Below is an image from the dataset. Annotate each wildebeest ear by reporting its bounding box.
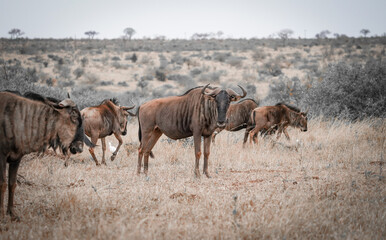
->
[58,99,76,108]
[67,92,71,99]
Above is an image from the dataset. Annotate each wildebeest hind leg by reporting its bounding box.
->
[110,133,123,162]
[7,160,21,221]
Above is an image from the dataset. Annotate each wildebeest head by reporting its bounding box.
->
[49,98,85,154]
[292,110,308,132]
[117,105,136,136]
[202,84,247,128]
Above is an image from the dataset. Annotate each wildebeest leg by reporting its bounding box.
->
[243,126,254,147]
[143,130,162,175]
[193,133,202,178]
[64,151,71,167]
[0,154,6,219]
[89,136,100,166]
[7,160,21,221]
[283,127,290,140]
[203,136,212,178]
[101,138,107,165]
[110,133,123,162]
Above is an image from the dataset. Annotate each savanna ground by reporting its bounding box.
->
[0,118,385,239]
[0,37,385,239]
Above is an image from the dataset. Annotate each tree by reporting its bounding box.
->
[123,27,136,40]
[315,30,331,39]
[360,29,370,37]
[8,28,24,39]
[216,31,224,39]
[277,29,293,46]
[84,31,98,39]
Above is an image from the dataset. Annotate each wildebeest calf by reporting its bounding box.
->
[80,98,135,166]
[249,103,308,144]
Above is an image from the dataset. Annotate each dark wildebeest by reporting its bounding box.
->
[137,84,247,178]
[0,91,87,221]
[211,98,259,145]
[22,91,94,159]
[249,103,308,144]
[80,98,135,166]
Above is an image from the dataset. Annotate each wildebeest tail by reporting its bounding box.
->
[137,106,154,158]
[251,110,256,125]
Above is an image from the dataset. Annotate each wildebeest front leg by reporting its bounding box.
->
[110,133,123,162]
[0,154,6,219]
[101,138,107,165]
[203,136,212,178]
[89,136,100,166]
[193,133,202,178]
[283,127,290,140]
[7,160,21,221]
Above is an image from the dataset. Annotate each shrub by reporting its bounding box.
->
[73,67,85,79]
[155,70,166,81]
[305,60,386,119]
[265,76,306,106]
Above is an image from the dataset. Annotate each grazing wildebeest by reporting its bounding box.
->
[80,98,135,166]
[249,103,308,144]
[0,91,87,220]
[211,98,259,145]
[137,84,247,177]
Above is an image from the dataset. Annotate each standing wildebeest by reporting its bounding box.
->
[80,98,135,166]
[0,91,87,220]
[211,98,259,144]
[249,103,308,144]
[137,84,247,178]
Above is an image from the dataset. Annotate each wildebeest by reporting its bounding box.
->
[0,91,87,220]
[249,103,308,144]
[137,84,246,178]
[211,98,259,145]
[80,98,135,166]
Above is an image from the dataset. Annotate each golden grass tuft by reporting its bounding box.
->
[0,118,385,239]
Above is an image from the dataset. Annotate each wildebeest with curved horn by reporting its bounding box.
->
[137,84,247,178]
[0,91,87,221]
[80,98,135,166]
[249,103,308,144]
[211,98,259,145]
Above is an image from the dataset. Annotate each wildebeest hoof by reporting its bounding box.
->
[204,173,212,178]
[110,155,116,161]
[102,161,107,165]
[7,210,20,222]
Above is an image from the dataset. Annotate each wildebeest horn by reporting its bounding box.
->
[58,99,76,108]
[201,83,211,94]
[67,92,71,99]
[238,85,247,98]
[122,105,135,110]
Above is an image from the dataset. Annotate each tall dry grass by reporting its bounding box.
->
[0,118,384,239]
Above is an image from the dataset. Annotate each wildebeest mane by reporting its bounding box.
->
[276,102,300,112]
[100,98,120,106]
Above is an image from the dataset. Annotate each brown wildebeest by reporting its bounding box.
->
[0,91,87,221]
[211,98,259,145]
[137,84,247,178]
[249,103,308,144]
[80,98,135,166]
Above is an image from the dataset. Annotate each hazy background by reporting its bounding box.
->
[1,0,385,39]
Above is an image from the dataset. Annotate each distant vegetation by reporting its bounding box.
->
[0,36,385,119]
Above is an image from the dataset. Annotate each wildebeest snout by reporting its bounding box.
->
[70,141,83,154]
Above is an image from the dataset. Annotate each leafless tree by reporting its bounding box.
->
[315,30,331,39]
[123,27,136,40]
[8,28,24,39]
[278,29,293,47]
[360,29,370,37]
[84,31,98,39]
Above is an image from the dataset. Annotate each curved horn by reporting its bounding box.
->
[122,105,135,110]
[201,83,211,94]
[238,85,247,98]
[58,99,76,108]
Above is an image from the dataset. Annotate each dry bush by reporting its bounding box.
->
[0,118,384,239]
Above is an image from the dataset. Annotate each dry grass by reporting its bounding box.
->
[0,118,385,239]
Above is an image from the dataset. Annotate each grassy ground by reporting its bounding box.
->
[0,118,384,239]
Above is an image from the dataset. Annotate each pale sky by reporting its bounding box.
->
[0,0,385,39]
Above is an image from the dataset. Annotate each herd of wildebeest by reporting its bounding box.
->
[0,84,308,221]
